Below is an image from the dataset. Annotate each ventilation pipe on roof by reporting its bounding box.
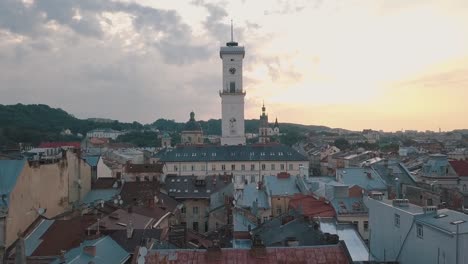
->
[83,246,96,257]
[395,177,401,199]
[126,220,134,239]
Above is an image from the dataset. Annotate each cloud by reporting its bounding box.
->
[263,0,320,15]
[0,0,223,123]
[191,0,246,42]
[0,0,211,64]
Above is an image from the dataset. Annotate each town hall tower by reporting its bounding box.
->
[220,22,246,145]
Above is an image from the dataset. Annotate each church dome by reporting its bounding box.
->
[183,111,202,131]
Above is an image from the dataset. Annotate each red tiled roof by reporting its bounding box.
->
[38,142,81,149]
[32,215,99,256]
[139,244,350,264]
[288,194,336,218]
[89,137,109,145]
[449,160,468,176]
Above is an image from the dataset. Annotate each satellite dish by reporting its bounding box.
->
[114,199,118,205]
[139,247,148,257]
[137,256,146,264]
[37,208,46,215]
[154,196,159,204]
[119,200,123,205]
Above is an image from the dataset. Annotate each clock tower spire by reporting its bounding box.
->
[219,21,246,145]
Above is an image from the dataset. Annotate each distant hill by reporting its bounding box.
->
[151,119,332,135]
[0,104,143,146]
[0,104,332,147]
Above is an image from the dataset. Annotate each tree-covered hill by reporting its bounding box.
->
[0,104,143,146]
[0,104,331,147]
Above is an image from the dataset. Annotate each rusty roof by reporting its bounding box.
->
[136,244,351,264]
[449,160,468,176]
[126,163,164,173]
[88,209,154,231]
[120,182,179,211]
[31,214,99,256]
[92,178,118,189]
[289,194,336,218]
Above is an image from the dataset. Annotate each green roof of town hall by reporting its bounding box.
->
[156,144,308,162]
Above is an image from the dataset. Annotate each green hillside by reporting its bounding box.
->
[0,104,331,147]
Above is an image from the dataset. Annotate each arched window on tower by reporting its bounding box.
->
[230,82,236,93]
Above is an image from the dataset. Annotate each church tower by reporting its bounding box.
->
[220,21,246,145]
[259,103,270,144]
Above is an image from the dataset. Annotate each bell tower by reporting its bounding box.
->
[220,21,246,145]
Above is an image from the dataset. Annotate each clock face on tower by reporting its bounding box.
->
[229,117,237,134]
[229,67,236,74]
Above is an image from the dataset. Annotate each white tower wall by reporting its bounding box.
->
[219,42,246,145]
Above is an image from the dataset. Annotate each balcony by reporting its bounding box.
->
[219,90,246,96]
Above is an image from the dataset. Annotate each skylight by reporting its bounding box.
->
[434,214,448,219]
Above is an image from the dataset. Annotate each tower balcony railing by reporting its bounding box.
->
[219,90,246,96]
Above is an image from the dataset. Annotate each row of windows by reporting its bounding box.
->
[173,151,293,157]
[395,213,424,239]
[172,163,300,172]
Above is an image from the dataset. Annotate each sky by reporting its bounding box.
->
[1,0,468,132]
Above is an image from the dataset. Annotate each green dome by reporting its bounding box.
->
[184,111,202,131]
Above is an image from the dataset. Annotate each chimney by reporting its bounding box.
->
[392,199,409,207]
[257,181,263,190]
[126,221,134,239]
[286,237,300,247]
[15,231,26,264]
[423,206,438,215]
[395,177,401,199]
[83,246,96,257]
[369,191,384,201]
[206,240,222,261]
[59,250,66,263]
[250,235,267,258]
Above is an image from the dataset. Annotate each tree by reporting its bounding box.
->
[334,138,350,150]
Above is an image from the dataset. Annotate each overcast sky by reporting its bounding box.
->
[1,0,468,131]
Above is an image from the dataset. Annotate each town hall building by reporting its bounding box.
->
[155,26,308,189]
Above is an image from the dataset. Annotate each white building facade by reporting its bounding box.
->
[86,128,124,140]
[365,196,468,264]
[156,145,308,189]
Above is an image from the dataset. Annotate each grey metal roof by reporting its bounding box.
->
[319,220,369,262]
[156,144,308,162]
[83,155,100,167]
[0,159,26,209]
[330,197,368,215]
[337,168,387,191]
[416,209,468,234]
[233,211,257,232]
[264,175,301,197]
[164,175,232,199]
[109,229,162,253]
[252,216,326,247]
[50,236,130,264]
[24,219,55,256]
[236,183,269,209]
[372,160,417,186]
[209,183,234,211]
[81,189,120,206]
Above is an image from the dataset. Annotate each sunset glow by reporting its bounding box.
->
[1,0,468,131]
